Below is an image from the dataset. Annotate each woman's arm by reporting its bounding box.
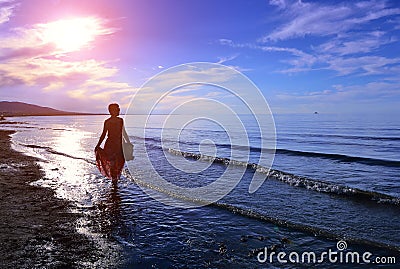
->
[95,121,107,149]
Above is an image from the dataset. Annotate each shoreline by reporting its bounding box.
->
[1,113,107,117]
[0,130,106,268]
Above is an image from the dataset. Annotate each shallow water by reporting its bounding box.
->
[2,114,399,268]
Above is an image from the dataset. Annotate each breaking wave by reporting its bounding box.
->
[166,148,400,206]
[134,135,400,167]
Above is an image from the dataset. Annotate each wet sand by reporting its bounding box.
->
[0,130,108,268]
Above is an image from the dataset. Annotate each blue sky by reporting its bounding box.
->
[0,0,399,114]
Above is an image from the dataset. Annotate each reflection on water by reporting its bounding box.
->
[54,128,86,156]
[74,184,124,268]
[4,115,400,268]
[28,128,100,207]
[97,184,123,235]
[12,125,125,267]
[3,117,127,266]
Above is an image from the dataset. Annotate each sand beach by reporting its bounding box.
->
[0,129,102,268]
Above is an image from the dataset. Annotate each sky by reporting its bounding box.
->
[0,0,399,114]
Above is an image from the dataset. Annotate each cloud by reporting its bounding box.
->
[275,80,400,103]
[217,54,238,64]
[220,32,400,76]
[393,17,400,29]
[274,49,400,76]
[67,79,137,102]
[0,58,117,86]
[215,54,251,71]
[43,81,65,92]
[0,16,115,56]
[218,1,400,77]
[68,87,135,102]
[0,16,117,82]
[218,1,400,113]
[146,64,240,91]
[0,3,14,25]
[0,15,137,109]
[218,38,234,46]
[316,31,397,56]
[0,44,58,61]
[218,40,318,72]
[124,63,266,115]
[259,45,317,67]
[263,0,400,42]
[326,55,400,76]
[269,0,286,10]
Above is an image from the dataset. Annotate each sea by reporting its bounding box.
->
[1,113,399,268]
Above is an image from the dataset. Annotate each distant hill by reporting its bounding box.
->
[0,101,89,116]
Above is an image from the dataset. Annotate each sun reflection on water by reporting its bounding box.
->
[29,128,108,208]
[6,117,126,267]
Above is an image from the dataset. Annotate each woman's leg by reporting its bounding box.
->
[109,160,119,183]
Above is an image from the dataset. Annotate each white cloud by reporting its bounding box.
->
[0,16,115,57]
[218,38,234,46]
[263,0,400,41]
[269,0,286,9]
[387,16,400,30]
[218,40,318,72]
[0,4,14,25]
[148,64,240,90]
[43,81,65,92]
[326,55,400,75]
[259,45,317,67]
[0,58,118,86]
[220,30,400,76]
[263,1,351,41]
[0,14,138,109]
[217,54,238,64]
[316,31,396,56]
[275,81,400,104]
[215,52,250,71]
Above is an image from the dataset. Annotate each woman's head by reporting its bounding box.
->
[108,103,120,116]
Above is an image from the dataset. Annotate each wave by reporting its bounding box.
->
[213,203,400,253]
[120,168,400,253]
[0,123,71,132]
[131,135,400,168]
[275,148,400,167]
[209,144,400,167]
[19,141,399,206]
[167,148,400,206]
[20,143,96,165]
[0,121,28,125]
[131,127,400,141]
[16,142,400,252]
[131,135,200,147]
[282,133,400,141]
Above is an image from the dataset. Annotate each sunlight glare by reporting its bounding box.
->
[40,17,106,53]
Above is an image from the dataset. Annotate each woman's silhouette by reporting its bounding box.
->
[95,103,131,183]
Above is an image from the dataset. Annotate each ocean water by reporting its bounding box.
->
[1,113,399,268]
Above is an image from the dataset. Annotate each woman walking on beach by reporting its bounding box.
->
[95,103,132,183]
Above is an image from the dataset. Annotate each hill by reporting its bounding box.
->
[0,101,86,116]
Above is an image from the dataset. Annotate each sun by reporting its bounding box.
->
[40,17,108,54]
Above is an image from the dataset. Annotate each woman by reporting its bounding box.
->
[95,103,132,183]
